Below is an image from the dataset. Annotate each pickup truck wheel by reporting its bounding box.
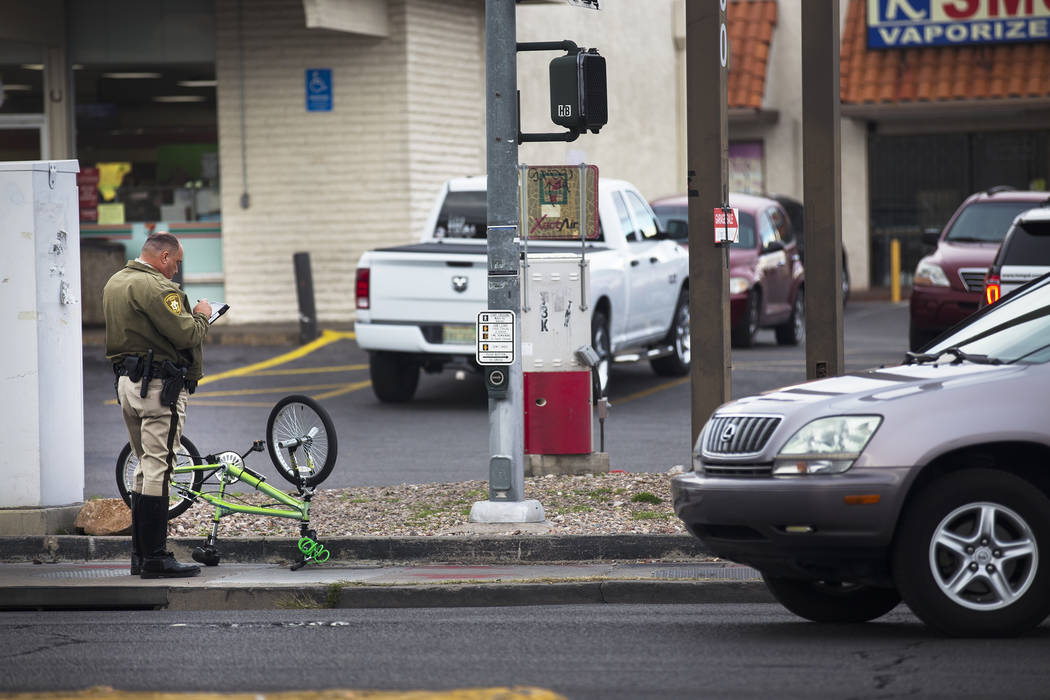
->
[369,352,420,403]
[731,289,760,348]
[892,469,1050,637]
[591,310,611,399]
[763,575,901,623]
[775,287,805,346]
[651,289,690,376]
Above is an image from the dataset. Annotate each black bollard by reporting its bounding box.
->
[294,252,318,344]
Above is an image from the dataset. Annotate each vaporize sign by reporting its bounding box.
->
[523,165,600,240]
[867,0,1050,48]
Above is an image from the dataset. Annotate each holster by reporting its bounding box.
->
[113,355,146,404]
[140,349,154,399]
[159,360,188,407]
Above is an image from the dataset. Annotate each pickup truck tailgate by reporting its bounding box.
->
[366,243,487,323]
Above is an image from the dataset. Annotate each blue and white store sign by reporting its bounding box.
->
[867,0,1050,48]
[305,69,332,112]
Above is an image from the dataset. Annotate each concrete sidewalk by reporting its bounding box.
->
[0,534,769,611]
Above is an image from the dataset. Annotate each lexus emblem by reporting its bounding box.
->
[452,275,468,293]
[720,424,737,442]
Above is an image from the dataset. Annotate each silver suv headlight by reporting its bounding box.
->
[773,416,882,475]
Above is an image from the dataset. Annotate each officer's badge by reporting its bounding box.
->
[164,292,182,315]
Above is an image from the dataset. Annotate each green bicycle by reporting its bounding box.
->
[115,394,338,571]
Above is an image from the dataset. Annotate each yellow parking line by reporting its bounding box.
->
[246,364,367,376]
[613,376,690,405]
[311,379,372,400]
[191,383,352,398]
[198,329,356,386]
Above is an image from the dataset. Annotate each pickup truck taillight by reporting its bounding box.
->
[985,274,1001,305]
[355,267,370,309]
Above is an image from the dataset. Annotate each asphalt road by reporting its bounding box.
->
[83,301,911,498]
[3,604,1049,698]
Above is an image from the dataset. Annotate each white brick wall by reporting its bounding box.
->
[216,0,483,323]
[404,0,485,238]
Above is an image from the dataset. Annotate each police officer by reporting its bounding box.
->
[103,233,211,578]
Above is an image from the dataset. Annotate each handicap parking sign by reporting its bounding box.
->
[306,69,332,112]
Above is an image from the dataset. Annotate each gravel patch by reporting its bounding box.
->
[169,470,689,539]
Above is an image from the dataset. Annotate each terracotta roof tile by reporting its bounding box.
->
[840,0,1050,105]
[726,0,777,110]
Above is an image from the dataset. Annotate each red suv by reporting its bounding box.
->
[909,187,1050,350]
[650,192,805,347]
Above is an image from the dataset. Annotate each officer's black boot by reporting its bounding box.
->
[139,495,200,578]
[129,492,142,575]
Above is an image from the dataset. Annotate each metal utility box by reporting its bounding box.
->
[521,253,592,454]
[0,160,84,509]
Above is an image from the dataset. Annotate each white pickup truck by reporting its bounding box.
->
[353,175,690,402]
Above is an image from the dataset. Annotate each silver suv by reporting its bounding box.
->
[673,274,1050,636]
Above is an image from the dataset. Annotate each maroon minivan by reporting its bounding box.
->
[909,187,1050,351]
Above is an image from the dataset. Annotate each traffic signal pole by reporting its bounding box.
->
[470,0,544,523]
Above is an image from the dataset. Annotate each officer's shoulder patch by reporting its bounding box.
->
[163,292,182,315]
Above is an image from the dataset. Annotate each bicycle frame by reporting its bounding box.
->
[172,459,312,523]
[169,445,327,568]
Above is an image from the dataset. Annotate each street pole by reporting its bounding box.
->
[686,0,731,445]
[801,1,844,380]
[470,0,544,524]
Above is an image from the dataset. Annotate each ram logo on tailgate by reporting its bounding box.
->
[451,275,468,293]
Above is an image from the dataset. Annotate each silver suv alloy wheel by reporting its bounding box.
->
[929,501,1038,611]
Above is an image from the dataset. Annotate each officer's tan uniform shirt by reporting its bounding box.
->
[102,260,209,380]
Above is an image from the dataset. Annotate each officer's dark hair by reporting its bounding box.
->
[141,232,180,256]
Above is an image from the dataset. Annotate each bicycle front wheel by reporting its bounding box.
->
[115,435,205,520]
[266,394,338,487]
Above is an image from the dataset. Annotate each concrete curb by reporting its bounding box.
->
[0,534,712,564]
[3,581,772,611]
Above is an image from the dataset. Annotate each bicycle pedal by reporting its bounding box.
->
[192,546,221,566]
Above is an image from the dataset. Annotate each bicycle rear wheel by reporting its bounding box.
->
[115,435,205,520]
[266,394,338,487]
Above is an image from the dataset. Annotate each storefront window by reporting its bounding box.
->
[869,129,1050,288]
[74,65,218,224]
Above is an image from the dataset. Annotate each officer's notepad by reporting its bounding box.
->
[204,302,230,324]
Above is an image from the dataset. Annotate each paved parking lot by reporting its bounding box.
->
[83,301,911,497]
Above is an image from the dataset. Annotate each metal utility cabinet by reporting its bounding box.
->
[521,253,592,454]
[0,160,84,511]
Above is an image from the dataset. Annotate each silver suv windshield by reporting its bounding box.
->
[924,274,1050,364]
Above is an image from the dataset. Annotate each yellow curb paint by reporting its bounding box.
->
[0,686,567,699]
[199,330,356,386]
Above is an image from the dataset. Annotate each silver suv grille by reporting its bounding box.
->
[702,463,773,477]
[958,268,988,293]
[703,415,781,456]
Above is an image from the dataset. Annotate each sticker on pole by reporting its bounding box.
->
[714,207,739,243]
[476,310,516,365]
[523,165,599,240]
